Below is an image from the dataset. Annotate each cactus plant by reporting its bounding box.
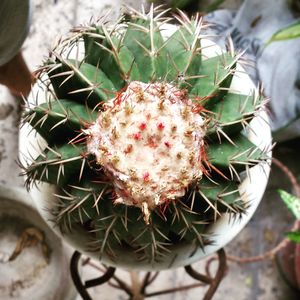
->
[21,6,270,268]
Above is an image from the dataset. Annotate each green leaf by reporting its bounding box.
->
[278,190,300,220]
[267,21,300,45]
[94,215,123,259]
[165,20,202,85]
[123,17,169,82]
[25,143,87,187]
[206,133,266,174]
[24,99,97,145]
[86,27,141,83]
[168,202,208,246]
[190,54,236,109]
[84,26,105,65]
[286,231,300,243]
[55,189,96,228]
[207,92,263,137]
[92,203,169,262]
[117,44,141,81]
[48,58,116,109]
[83,27,126,89]
[199,179,241,204]
[196,179,247,215]
[56,179,111,228]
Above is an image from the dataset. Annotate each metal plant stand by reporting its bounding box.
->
[70,249,227,300]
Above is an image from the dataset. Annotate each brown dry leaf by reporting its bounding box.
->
[8,227,51,263]
[263,228,275,244]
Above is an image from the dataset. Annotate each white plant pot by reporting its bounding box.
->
[0,186,77,300]
[19,27,272,271]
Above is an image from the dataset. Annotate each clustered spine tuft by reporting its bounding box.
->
[85,81,206,223]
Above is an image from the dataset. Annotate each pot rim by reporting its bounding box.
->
[0,185,77,299]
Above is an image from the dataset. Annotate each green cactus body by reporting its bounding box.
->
[21,7,269,267]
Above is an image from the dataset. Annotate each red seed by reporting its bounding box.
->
[164,141,171,148]
[133,132,142,140]
[143,172,150,182]
[157,122,165,130]
[124,144,133,154]
[139,122,147,131]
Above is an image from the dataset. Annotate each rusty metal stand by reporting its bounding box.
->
[70,249,227,300]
